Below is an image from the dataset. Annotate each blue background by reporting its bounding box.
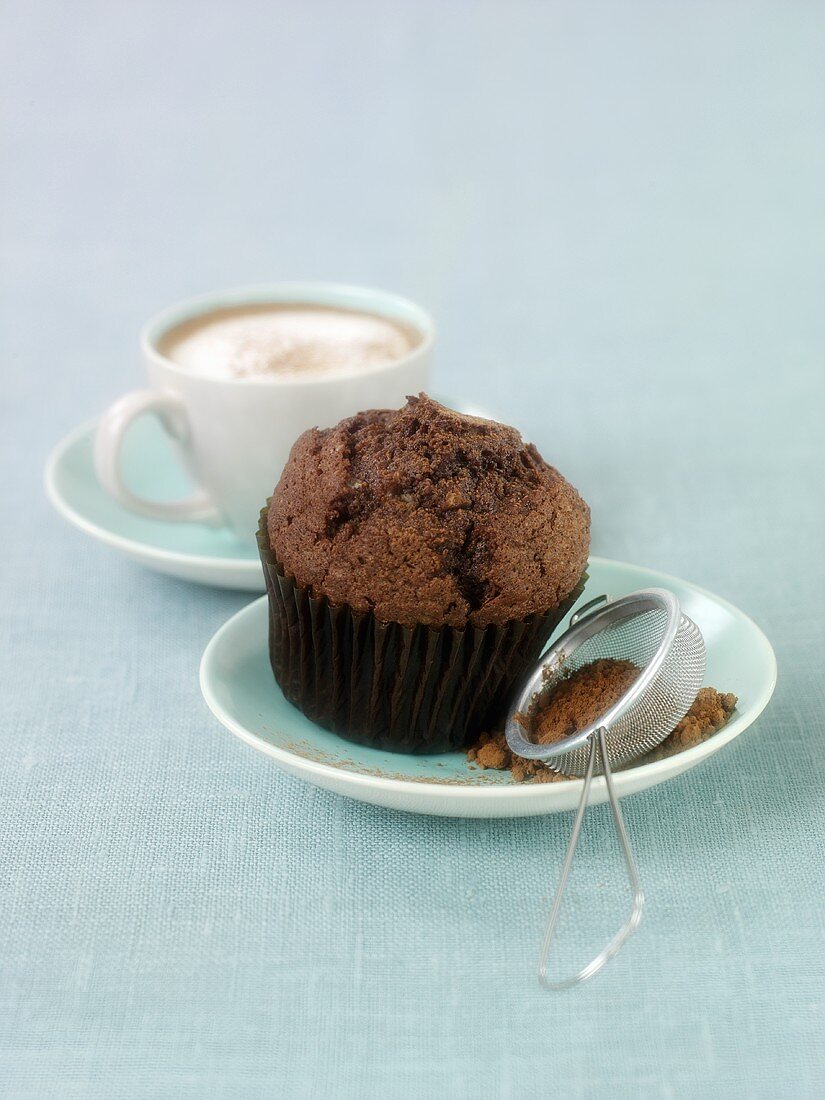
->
[2,2,824,1096]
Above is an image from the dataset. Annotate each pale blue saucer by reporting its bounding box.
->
[200,559,777,817]
[45,417,263,589]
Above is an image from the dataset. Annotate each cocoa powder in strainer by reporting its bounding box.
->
[467,657,736,782]
[531,657,640,746]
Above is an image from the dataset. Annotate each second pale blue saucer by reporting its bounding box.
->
[46,417,264,590]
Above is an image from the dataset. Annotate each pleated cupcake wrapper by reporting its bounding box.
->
[257,505,587,754]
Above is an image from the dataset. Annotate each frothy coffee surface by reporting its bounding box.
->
[157,304,421,379]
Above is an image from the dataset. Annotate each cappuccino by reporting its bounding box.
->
[157,303,421,380]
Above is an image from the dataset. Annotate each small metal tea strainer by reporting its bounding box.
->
[505,588,706,990]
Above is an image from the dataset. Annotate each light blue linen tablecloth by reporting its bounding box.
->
[2,2,823,1096]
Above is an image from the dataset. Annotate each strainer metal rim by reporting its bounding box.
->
[505,587,680,762]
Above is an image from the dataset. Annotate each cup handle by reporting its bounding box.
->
[93,390,221,523]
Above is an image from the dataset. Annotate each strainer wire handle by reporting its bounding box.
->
[538,727,645,990]
[569,593,610,627]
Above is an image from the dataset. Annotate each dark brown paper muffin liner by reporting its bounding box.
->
[257,505,587,754]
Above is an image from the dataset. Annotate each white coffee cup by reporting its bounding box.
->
[94,283,434,544]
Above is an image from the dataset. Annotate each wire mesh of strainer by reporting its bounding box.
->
[506,588,706,775]
[505,588,706,990]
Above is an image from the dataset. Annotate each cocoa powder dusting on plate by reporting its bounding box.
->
[466,657,737,782]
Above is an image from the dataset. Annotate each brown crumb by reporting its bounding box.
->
[643,687,737,762]
[467,729,568,783]
[467,731,511,771]
[466,660,737,782]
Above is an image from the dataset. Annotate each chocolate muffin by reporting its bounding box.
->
[258,395,590,753]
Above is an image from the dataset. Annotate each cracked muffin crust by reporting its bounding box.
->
[267,394,590,629]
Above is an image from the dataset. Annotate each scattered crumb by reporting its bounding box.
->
[643,687,737,762]
[467,730,568,783]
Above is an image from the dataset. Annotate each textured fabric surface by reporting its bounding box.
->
[2,2,824,1097]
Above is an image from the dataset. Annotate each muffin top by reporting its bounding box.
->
[267,394,590,629]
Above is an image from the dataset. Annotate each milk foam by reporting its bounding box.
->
[158,305,419,379]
